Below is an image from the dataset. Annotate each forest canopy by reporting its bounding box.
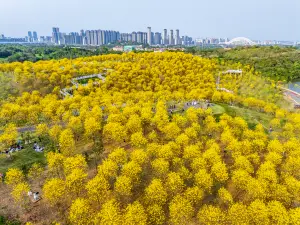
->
[190,46,300,82]
[0,52,300,225]
[0,44,112,63]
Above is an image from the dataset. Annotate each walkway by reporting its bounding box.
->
[279,86,300,106]
[60,73,106,98]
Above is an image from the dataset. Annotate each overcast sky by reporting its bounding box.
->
[0,0,299,41]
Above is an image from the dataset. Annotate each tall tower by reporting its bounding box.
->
[85,30,91,45]
[154,32,162,45]
[97,30,103,46]
[93,30,98,45]
[137,32,142,43]
[28,31,33,42]
[132,32,137,43]
[143,32,148,44]
[33,31,38,42]
[147,27,152,46]
[169,29,174,45]
[52,27,60,44]
[102,30,107,45]
[175,29,180,45]
[163,29,168,45]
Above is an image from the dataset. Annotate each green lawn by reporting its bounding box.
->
[0,147,46,174]
[211,104,226,115]
[212,103,273,129]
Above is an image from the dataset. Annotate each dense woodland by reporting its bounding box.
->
[0,52,300,224]
[1,45,300,82]
[188,46,300,82]
[0,45,114,63]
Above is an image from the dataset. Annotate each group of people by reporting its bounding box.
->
[5,143,24,154]
[0,141,44,156]
[28,191,41,202]
[186,101,199,106]
[33,142,44,152]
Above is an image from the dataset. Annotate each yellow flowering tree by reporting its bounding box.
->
[94,199,122,225]
[43,178,66,206]
[5,168,25,187]
[123,201,147,225]
[69,198,92,225]
[86,175,110,204]
[169,195,194,225]
[59,128,75,156]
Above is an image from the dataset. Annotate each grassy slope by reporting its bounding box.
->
[0,147,45,174]
[212,103,273,129]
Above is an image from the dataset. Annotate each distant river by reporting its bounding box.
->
[288,79,300,93]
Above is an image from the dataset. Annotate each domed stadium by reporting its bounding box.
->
[227,37,256,46]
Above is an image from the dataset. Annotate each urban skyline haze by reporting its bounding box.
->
[1,0,299,41]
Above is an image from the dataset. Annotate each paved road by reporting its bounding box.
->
[0,122,65,134]
[17,126,36,133]
[0,125,36,135]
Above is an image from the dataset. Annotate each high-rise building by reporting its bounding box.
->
[97,30,103,46]
[28,31,33,42]
[163,29,168,45]
[93,30,98,45]
[181,36,194,46]
[101,30,107,45]
[137,32,143,43]
[154,32,162,45]
[143,32,148,44]
[91,30,95,45]
[132,32,137,43]
[65,32,76,45]
[128,34,132,42]
[121,33,132,42]
[52,27,60,44]
[175,29,180,45]
[80,30,85,37]
[181,36,186,45]
[107,30,110,44]
[74,33,83,45]
[59,33,66,45]
[85,30,91,45]
[83,29,119,46]
[117,32,121,42]
[33,31,38,42]
[169,30,175,45]
[64,34,72,45]
[40,36,45,43]
[80,30,86,45]
[147,27,152,45]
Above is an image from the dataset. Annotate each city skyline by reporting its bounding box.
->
[47,27,193,46]
[1,26,297,47]
[0,0,299,41]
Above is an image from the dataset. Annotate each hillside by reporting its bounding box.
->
[192,46,300,82]
[0,52,300,225]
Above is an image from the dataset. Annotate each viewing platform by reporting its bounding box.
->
[60,73,107,98]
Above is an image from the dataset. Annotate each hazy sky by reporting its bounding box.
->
[0,0,299,41]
